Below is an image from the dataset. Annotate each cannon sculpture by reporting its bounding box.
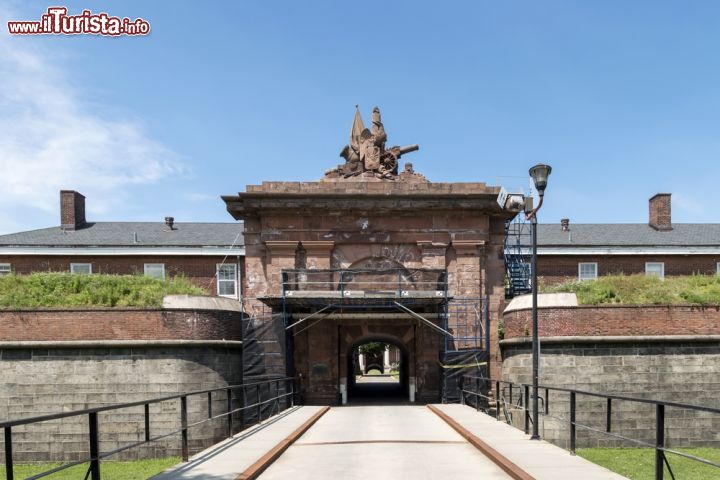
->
[327,106,419,179]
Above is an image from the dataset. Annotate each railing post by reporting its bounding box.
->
[460,376,465,405]
[290,378,295,407]
[275,380,280,414]
[144,404,150,442]
[509,384,513,404]
[495,381,500,421]
[226,388,233,438]
[606,398,612,433]
[397,269,402,297]
[569,392,576,454]
[5,427,13,480]
[88,412,100,480]
[476,377,481,412]
[208,391,213,419]
[656,404,665,480]
[257,384,262,424]
[180,396,188,462]
[545,388,550,415]
[524,384,530,435]
[340,271,345,299]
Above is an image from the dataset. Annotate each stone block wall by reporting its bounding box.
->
[501,340,720,449]
[0,344,243,462]
[500,304,720,449]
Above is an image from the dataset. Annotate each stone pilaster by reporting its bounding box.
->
[416,241,448,269]
[450,240,485,298]
[265,241,299,295]
[302,241,335,269]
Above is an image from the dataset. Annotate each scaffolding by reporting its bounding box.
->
[241,268,489,404]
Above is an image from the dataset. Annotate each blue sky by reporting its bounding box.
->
[2,1,720,234]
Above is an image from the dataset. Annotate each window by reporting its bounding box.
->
[217,264,237,298]
[70,263,92,275]
[645,262,664,279]
[578,262,598,281]
[144,263,165,280]
[0,264,10,275]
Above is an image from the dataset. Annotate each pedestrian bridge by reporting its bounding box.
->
[152,404,625,480]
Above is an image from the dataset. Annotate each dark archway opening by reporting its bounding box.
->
[347,335,409,405]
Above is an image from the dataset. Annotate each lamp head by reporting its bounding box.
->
[529,164,552,195]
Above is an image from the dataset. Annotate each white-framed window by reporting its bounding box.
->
[578,262,598,281]
[645,262,664,279]
[144,263,165,280]
[70,263,92,275]
[217,264,237,298]
[0,263,11,275]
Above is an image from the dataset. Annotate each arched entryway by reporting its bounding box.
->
[345,334,411,405]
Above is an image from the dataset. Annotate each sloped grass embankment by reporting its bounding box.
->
[0,273,205,308]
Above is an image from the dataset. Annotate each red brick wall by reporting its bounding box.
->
[0,308,242,341]
[0,255,244,295]
[503,305,720,339]
[539,255,720,285]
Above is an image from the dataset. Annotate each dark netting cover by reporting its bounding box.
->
[440,350,489,405]
[241,311,289,424]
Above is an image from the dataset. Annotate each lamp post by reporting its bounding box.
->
[526,163,551,440]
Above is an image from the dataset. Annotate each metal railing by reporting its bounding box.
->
[1,377,296,480]
[281,268,447,299]
[459,375,720,480]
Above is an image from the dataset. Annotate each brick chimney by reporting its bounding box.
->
[561,218,570,231]
[60,190,86,231]
[649,193,672,231]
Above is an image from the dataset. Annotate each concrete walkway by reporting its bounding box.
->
[258,406,511,479]
[431,404,628,480]
[151,406,325,480]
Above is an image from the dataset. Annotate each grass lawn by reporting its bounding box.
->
[0,272,205,308]
[577,447,720,479]
[0,457,180,479]
[543,273,720,305]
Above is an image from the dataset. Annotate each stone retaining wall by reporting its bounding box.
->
[0,302,243,463]
[500,304,720,449]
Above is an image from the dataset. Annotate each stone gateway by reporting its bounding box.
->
[223,107,522,404]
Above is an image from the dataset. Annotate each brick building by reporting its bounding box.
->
[0,190,244,298]
[534,193,720,285]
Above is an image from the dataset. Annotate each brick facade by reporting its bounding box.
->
[0,255,242,295]
[503,304,720,339]
[0,308,242,342]
[538,254,720,285]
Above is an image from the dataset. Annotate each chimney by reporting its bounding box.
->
[561,218,570,231]
[60,190,86,231]
[164,217,175,231]
[649,193,672,231]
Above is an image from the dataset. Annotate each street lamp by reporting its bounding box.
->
[526,163,551,440]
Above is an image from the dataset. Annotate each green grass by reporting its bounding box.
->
[578,447,720,479]
[366,368,383,375]
[0,272,206,308]
[0,457,180,479]
[543,274,720,305]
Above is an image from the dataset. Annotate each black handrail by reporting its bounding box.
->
[459,375,720,480]
[2,377,296,480]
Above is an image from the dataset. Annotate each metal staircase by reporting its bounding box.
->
[504,214,532,298]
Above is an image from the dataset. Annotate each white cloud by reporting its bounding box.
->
[0,12,185,229]
[672,192,706,219]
